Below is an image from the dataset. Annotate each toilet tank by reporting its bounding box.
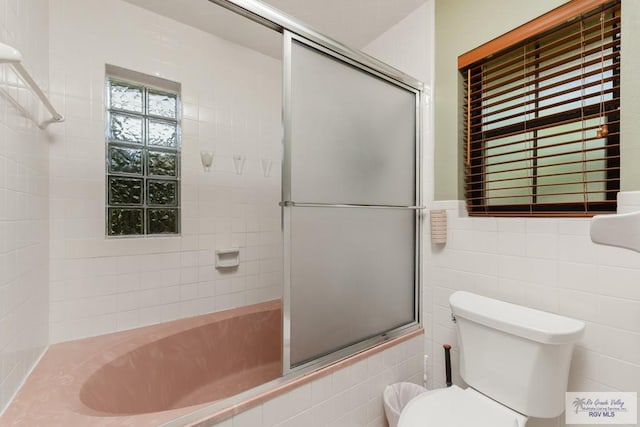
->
[450,291,585,418]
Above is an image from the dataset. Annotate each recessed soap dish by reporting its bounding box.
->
[215,248,240,269]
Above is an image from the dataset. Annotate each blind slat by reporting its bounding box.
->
[466,110,618,145]
[465,155,620,179]
[471,66,619,118]
[476,84,618,131]
[471,51,620,109]
[473,23,620,88]
[466,166,620,186]
[468,99,620,139]
[468,119,621,155]
[462,1,621,217]
[468,134,620,164]
[468,177,620,194]
[471,144,619,171]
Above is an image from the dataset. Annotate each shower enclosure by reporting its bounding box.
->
[282,32,423,371]
[208,0,425,374]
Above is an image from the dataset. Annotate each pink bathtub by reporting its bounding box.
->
[1,300,282,426]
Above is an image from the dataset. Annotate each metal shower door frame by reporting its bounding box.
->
[282,31,423,375]
[205,0,424,377]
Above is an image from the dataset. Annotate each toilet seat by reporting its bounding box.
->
[398,385,527,427]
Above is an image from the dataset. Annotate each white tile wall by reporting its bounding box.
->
[48,0,283,342]
[424,197,640,426]
[214,336,424,427]
[0,0,50,413]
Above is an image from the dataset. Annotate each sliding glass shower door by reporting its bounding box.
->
[283,32,422,370]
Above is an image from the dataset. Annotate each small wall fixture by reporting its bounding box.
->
[591,210,640,253]
[261,158,273,177]
[430,209,447,244]
[215,248,240,269]
[0,42,64,128]
[200,151,214,172]
[233,154,246,175]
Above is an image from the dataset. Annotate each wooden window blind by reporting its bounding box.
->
[460,0,621,217]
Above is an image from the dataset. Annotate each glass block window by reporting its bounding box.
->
[106,78,180,236]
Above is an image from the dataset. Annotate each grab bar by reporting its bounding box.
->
[279,201,426,210]
[0,42,64,128]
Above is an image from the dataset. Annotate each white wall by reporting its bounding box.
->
[363,2,431,85]
[48,0,282,343]
[425,196,640,426]
[0,0,50,412]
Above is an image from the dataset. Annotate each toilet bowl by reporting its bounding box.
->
[399,291,585,427]
[399,386,527,427]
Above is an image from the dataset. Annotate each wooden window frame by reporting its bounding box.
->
[460,0,621,217]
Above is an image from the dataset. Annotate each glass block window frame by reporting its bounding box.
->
[106,78,181,236]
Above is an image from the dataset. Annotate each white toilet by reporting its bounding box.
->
[399,291,585,427]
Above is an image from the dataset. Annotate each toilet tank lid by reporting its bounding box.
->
[450,291,585,344]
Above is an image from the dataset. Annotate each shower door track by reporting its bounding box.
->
[206,0,423,92]
[280,201,426,210]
